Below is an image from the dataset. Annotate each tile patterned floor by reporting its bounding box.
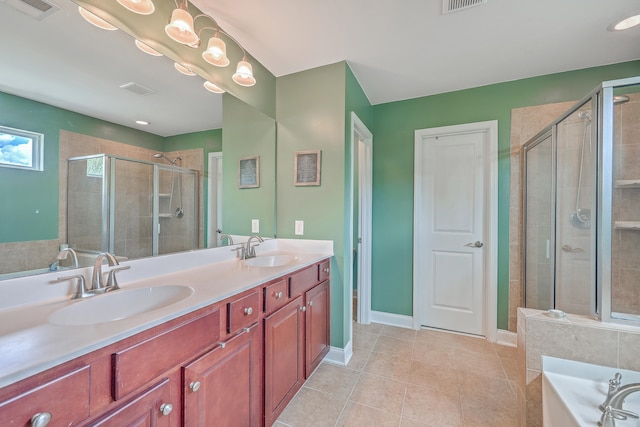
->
[274,322,520,427]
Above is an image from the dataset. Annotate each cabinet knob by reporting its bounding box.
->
[31,413,52,427]
[275,291,283,299]
[300,306,306,312]
[244,307,253,315]
[323,267,329,273]
[160,403,173,416]
[308,301,313,307]
[189,381,201,392]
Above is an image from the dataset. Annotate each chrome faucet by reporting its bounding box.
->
[244,235,264,259]
[218,233,234,246]
[91,252,129,292]
[57,247,79,269]
[598,381,640,426]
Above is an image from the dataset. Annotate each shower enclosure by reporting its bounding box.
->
[522,76,640,324]
[66,154,198,261]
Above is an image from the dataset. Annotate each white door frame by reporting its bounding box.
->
[207,152,223,248]
[349,112,373,325]
[413,120,498,342]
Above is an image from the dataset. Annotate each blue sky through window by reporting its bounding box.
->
[0,132,33,167]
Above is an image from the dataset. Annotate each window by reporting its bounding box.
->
[0,125,43,171]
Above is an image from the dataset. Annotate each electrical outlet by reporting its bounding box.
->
[251,219,259,233]
[295,220,304,236]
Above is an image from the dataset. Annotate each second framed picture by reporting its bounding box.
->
[294,150,321,186]
[238,156,260,188]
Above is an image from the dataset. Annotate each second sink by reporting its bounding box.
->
[245,255,297,268]
[49,285,194,326]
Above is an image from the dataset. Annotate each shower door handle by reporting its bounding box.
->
[465,241,484,248]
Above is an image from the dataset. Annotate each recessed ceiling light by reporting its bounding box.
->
[174,63,196,76]
[78,7,117,31]
[608,12,640,31]
[204,81,225,94]
[136,120,150,125]
[135,39,162,57]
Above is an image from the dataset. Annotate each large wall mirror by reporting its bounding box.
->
[0,0,276,280]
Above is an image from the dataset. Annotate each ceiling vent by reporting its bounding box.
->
[443,0,487,14]
[1,0,59,20]
[120,82,156,96]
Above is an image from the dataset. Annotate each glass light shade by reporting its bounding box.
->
[117,0,155,15]
[232,60,256,87]
[202,36,230,67]
[204,81,225,93]
[174,63,196,76]
[165,8,198,45]
[613,14,640,30]
[78,7,118,31]
[135,39,162,56]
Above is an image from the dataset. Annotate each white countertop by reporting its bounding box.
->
[0,238,333,389]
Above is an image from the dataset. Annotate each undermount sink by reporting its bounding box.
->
[245,255,297,268]
[49,285,194,326]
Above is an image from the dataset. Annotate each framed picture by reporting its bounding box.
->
[238,156,260,188]
[294,150,321,186]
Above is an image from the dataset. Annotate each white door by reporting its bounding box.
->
[207,152,223,248]
[416,131,486,335]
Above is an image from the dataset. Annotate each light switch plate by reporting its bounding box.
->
[252,219,259,233]
[295,220,304,236]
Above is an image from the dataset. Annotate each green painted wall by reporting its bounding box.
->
[0,91,164,243]
[222,94,277,237]
[370,60,640,330]
[276,62,349,347]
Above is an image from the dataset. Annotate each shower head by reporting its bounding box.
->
[614,95,630,105]
[152,153,182,165]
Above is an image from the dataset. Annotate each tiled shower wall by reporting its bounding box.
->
[0,130,204,274]
[612,93,640,315]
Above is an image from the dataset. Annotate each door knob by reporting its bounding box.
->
[465,241,484,248]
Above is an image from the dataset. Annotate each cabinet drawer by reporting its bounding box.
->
[289,265,318,297]
[264,279,288,314]
[0,365,90,426]
[228,291,259,334]
[112,308,220,400]
[318,259,330,282]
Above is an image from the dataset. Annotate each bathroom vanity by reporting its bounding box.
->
[0,239,332,427]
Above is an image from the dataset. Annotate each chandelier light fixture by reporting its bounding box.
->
[77,0,257,91]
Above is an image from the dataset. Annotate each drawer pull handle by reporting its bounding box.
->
[244,307,253,315]
[300,306,306,312]
[31,413,52,427]
[160,403,173,416]
[275,291,283,299]
[220,341,227,349]
[190,381,201,392]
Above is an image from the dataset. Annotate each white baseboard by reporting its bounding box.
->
[496,329,517,347]
[370,310,414,329]
[323,340,352,367]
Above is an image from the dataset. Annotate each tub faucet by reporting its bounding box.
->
[598,382,640,426]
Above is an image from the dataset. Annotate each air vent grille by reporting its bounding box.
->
[120,82,156,96]
[443,0,487,14]
[1,0,59,19]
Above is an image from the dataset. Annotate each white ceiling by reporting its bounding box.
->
[192,0,640,104]
[0,0,638,138]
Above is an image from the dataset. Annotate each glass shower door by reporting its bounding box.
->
[523,132,554,310]
[156,166,198,255]
[554,100,596,315]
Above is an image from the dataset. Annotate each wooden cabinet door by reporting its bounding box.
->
[183,323,261,427]
[305,280,330,378]
[90,378,172,427]
[264,296,304,427]
[0,365,90,427]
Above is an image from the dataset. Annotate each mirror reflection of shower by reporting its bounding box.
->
[571,110,592,229]
[153,153,185,219]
